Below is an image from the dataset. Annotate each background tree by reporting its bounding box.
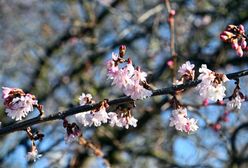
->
[0,0,248,167]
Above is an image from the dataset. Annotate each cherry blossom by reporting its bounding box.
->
[169,107,198,133]
[108,112,138,129]
[226,94,245,112]
[185,118,199,133]
[79,93,93,105]
[90,108,109,127]
[2,87,38,121]
[196,65,229,102]
[178,61,195,80]
[106,49,152,100]
[75,111,93,127]
[76,94,109,127]
[76,108,109,127]
[123,83,152,100]
[118,115,138,129]
[108,112,122,127]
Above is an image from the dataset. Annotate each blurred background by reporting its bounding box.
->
[0,0,248,167]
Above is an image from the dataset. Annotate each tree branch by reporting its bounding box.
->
[0,69,248,136]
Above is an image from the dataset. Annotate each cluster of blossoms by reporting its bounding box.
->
[175,61,195,85]
[220,24,248,57]
[2,87,38,121]
[2,87,44,162]
[75,93,109,127]
[106,45,152,100]
[169,106,198,133]
[75,93,137,129]
[196,64,229,102]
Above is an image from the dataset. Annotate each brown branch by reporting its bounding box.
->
[165,0,177,83]
[0,69,248,136]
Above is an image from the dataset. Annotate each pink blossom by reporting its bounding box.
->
[108,112,138,129]
[133,67,147,82]
[106,60,119,79]
[167,60,174,68]
[75,108,109,127]
[198,64,215,82]
[106,50,152,100]
[196,65,229,101]
[236,45,243,57]
[185,118,199,133]
[91,108,109,127]
[2,87,38,121]
[118,115,138,129]
[108,112,122,127]
[178,61,195,77]
[241,38,247,49]
[112,52,119,61]
[124,83,152,100]
[75,111,93,127]
[111,69,132,89]
[226,95,245,112]
[239,24,245,33]
[169,107,198,133]
[2,87,12,99]
[79,93,93,105]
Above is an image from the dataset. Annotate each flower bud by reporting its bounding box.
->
[203,99,209,106]
[239,24,245,34]
[213,123,221,131]
[220,34,228,41]
[231,39,238,50]
[227,24,236,31]
[236,46,243,57]
[119,45,126,57]
[223,31,234,38]
[241,38,247,49]
[169,10,176,16]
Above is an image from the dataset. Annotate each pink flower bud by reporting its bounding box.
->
[167,60,174,69]
[241,38,247,49]
[203,99,209,106]
[231,39,238,50]
[223,31,234,38]
[169,10,176,16]
[239,24,245,34]
[217,100,225,105]
[220,34,229,41]
[213,123,221,131]
[227,24,236,31]
[236,45,243,57]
